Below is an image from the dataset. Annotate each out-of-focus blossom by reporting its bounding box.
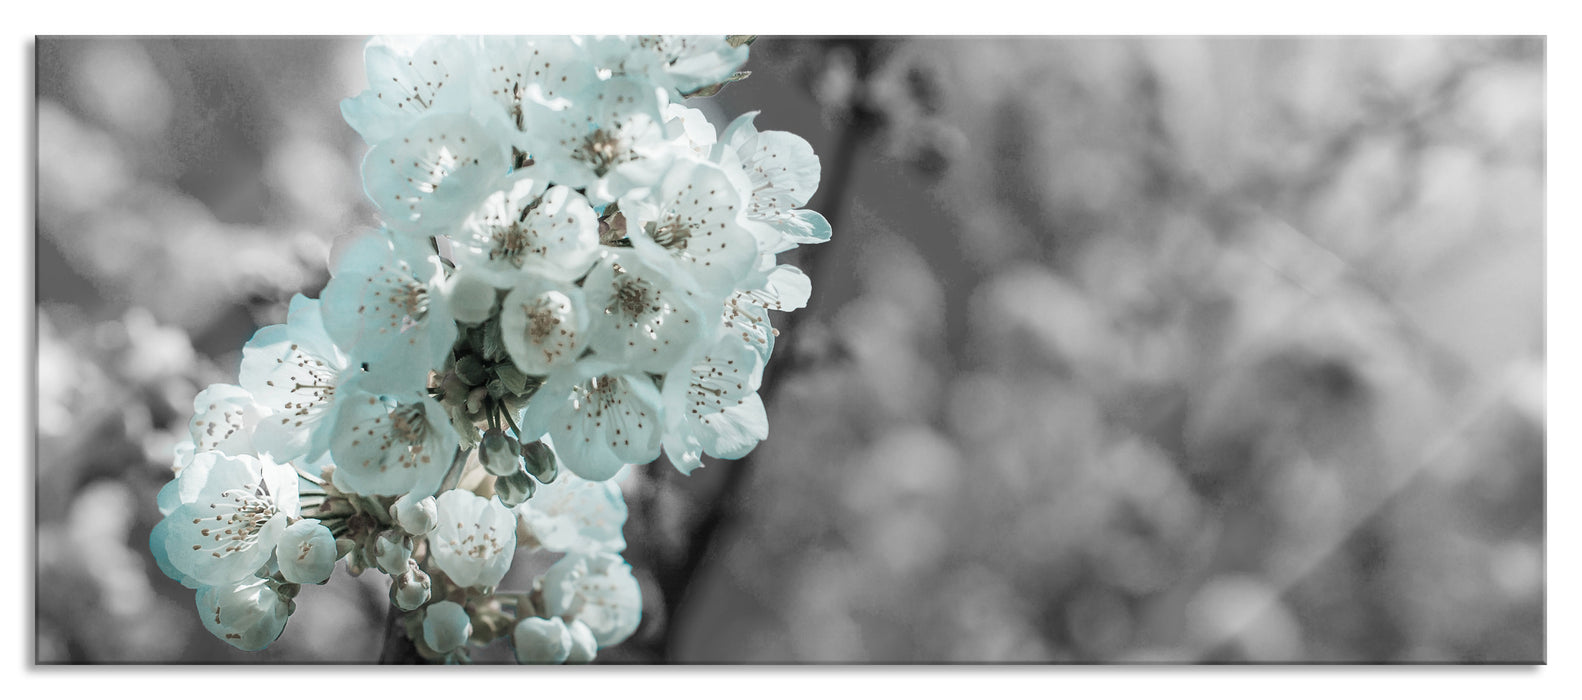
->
[541,552,642,648]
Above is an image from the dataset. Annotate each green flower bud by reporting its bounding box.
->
[494,469,537,507]
[465,387,488,416]
[479,428,523,477]
[521,440,559,484]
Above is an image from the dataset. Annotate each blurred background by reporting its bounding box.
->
[34,36,1544,664]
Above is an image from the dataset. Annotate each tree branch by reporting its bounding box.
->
[653,38,889,661]
[377,602,427,664]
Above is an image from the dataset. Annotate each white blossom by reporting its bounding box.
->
[429,489,517,589]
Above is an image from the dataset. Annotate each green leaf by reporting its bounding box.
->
[494,362,531,396]
[455,354,488,386]
[481,316,508,362]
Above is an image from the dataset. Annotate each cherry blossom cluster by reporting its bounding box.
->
[149,35,827,663]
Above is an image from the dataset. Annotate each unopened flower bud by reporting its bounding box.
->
[480,428,523,477]
[374,530,414,575]
[278,519,337,585]
[466,387,489,416]
[494,469,537,507]
[564,619,598,664]
[513,616,572,664]
[445,269,498,324]
[423,600,473,654]
[391,493,438,536]
[391,561,431,611]
[521,440,559,484]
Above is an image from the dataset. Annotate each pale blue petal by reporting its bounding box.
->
[277,519,337,585]
[775,209,832,246]
[197,577,289,651]
[695,391,767,460]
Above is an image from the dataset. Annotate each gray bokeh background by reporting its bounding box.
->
[34,36,1544,663]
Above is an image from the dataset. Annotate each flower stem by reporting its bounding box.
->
[437,446,473,495]
[500,404,522,438]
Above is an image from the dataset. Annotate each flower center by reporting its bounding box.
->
[739,148,794,219]
[610,275,655,320]
[445,524,508,562]
[647,216,692,252]
[636,35,688,64]
[569,374,628,420]
[390,403,431,446]
[194,481,278,557]
[412,146,462,194]
[525,297,565,344]
[572,127,635,177]
[383,58,447,113]
[390,278,430,326]
[722,294,776,351]
[490,221,533,267]
[274,344,338,427]
[487,194,550,267]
